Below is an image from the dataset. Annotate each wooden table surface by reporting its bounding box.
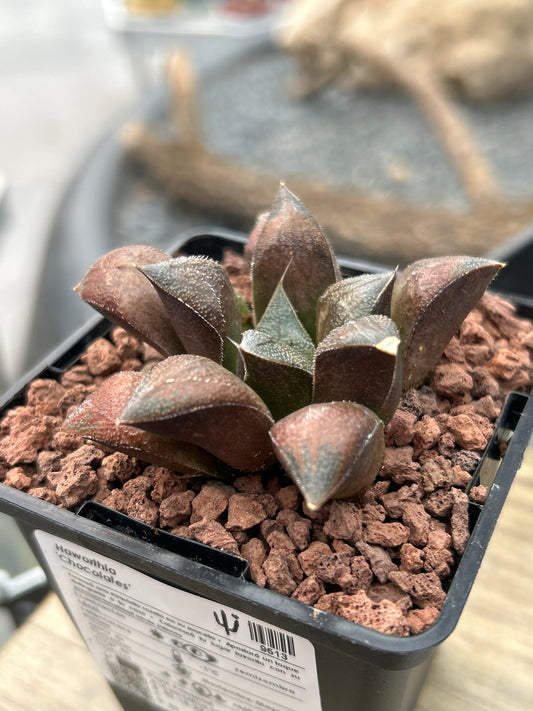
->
[1,448,532,711]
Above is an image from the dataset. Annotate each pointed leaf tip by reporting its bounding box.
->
[313,315,402,423]
[238,329,313,419]
[75,245,183,357]
[391,256,503,390]
[270,402,384,510]
[62,370,221,477]
[120,355,275,472]
[239,276,315,419]
[138,256,241,369]
[316,270,397,342]
[252,184,339,340]
[256,275,315,365]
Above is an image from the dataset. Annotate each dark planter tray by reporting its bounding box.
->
[489,219,533,300]
[1,232,533,711]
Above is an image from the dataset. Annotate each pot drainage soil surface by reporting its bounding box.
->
[1,255,532,637]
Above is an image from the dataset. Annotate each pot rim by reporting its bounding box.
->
[1,230,532,670]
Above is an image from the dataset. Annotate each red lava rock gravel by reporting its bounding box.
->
[1,290,533,638]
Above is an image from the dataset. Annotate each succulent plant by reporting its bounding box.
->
[64,184,502,510]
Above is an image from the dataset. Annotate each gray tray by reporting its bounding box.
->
[25,38,533,372]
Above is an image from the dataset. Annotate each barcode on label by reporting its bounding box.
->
[248,621,296,657]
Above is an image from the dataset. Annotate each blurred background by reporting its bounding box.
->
[2,0,533,644]
[0,0,135,645]
[0,2,135,391]
[3,0,533,391]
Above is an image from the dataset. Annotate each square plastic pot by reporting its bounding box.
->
[489,219,533,299]
[1,231,532,711]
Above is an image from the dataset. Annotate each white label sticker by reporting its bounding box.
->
[34,531,322,711]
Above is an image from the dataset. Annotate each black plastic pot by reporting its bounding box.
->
[489,220,533,300]
[1,233,532,711]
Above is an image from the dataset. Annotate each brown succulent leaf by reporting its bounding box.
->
[237,280,315,419]
[269,402,384,510]
[120,355,275,472]
[238,330,313,420]
[313,315,402,422]
[316,270,396,342]
[75,245,184,357]
[62,371,222,477]
[139,256,241,370]
[252,183,340,340]
[256,276,315,364]
[391,256,503,390]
